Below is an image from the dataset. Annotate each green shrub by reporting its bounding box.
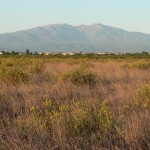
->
[0,67,29,84]
[30,99,120,139]
[70,102,114,137]
[30,61,45,74]
[122,62,150,70]
[135,62,150,69]
[135,83,150,109]
[61,64,97,86]
[4,61,15,67]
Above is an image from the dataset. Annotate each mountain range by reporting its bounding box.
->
[0,23,150,52]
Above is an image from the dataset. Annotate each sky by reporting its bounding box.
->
[0,0,150,34]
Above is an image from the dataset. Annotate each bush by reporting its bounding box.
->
[61,64,97,86]
[135,83,150,109]
[30,61,45,74]
[122,62,150,70]
[0,67,29,84]
[29,98,123,145]
[69,102,114,137]
[135,62,150,70]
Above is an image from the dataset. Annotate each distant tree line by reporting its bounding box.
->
[0,49,150,59]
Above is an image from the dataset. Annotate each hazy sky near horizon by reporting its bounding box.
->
[0,0,150,34]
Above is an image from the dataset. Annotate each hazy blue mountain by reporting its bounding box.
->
[0,23,150,52]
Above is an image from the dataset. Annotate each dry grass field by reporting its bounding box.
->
[0,57,150,149]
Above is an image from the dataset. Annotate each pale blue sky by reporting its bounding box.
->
[0,0,150,33]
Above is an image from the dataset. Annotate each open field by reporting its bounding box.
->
[0,56,150,150]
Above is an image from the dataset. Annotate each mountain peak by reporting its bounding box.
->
[0,23,150,52]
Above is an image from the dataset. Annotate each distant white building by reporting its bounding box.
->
[69,52,76,55]
[0,51,4,55]
[62,52,76,55]
[45,52,50,56]
[96,52,102,55]
[18,52,25,55]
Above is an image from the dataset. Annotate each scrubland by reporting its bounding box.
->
[0,56,150,150]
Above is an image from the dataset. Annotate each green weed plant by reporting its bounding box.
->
[61,63,97,86]
[135,83,150,109]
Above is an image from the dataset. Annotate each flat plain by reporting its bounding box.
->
[0,55,150,149]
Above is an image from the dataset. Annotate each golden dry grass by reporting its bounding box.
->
[0,57,150,150]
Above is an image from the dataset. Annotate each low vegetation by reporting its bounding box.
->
[135,83,150,109]
[61,63,97,86]
[0,67,29,84]
[0,56,150,149]
[122,61,150,70]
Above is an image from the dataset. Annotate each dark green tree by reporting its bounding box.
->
[26,49,30,55]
